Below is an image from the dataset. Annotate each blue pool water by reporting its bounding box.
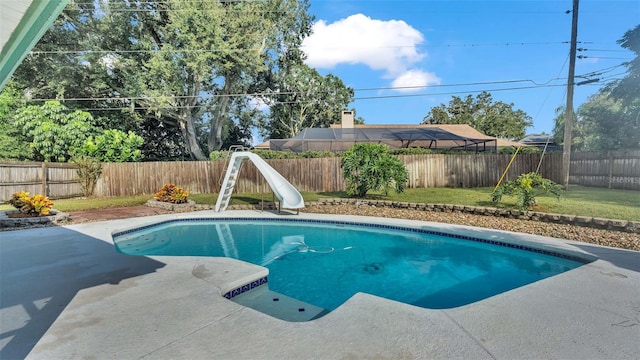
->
[113,218,586,310]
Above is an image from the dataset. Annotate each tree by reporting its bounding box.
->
[77,129,144,162]
[9,2,127,132]
[264,64,354,139]
[553,25,640,152]
[552,106,588,151]
[10,2,155,158]
[554,94,639,152]
[340,143,408,198]
[608,25,640,105]
[13,101,96,162]
[0,84,30,160]
[11,0,315,160]
[137,115,191,161]
[221,100,261,149]
[578,94,639,151]
[422,91,532,140]
[110,0,314,158]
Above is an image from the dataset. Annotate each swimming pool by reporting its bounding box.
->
[113,217,591,314]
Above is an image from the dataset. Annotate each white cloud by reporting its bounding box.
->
[248,96,269,111]
[391,70,441,92]
[302,14,428,81]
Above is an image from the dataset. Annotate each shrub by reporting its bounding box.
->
[390,148,433,155]
[252,150,299,159]
[12,100,95,162]
[9,191,54,216]
[499,146,541,154]
[154,184,189,204]
[340,143,408,198]
[252,150,341,159]
[491,172,563,210]
[299,150,339,158]
[70,155,102,197]
[76,129,144,162]
[209,150,225,161]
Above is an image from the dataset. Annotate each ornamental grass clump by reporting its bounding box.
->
[154,184,189,204]
[9,191,54,216]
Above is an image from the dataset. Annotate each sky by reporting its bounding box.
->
[299,0,639,138]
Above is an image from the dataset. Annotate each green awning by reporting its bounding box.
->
[0,0,69,90]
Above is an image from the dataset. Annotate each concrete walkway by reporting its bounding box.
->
[1,210,639,359]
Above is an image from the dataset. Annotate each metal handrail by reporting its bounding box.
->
[218,145,250,186]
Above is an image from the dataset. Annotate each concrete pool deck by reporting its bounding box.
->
[1,210,639,359]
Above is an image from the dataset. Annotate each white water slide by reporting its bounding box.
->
[215,151,305,212]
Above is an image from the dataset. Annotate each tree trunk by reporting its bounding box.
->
[179,116,208,160]
[208,76,233,151]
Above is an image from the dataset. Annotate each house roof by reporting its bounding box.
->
[328,124,524,148]
[520,134,555,144]
[254,140,270,149]
[269,124,503,152]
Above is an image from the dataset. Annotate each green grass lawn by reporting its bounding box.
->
[380,186,640,221]
[2,186,638,221]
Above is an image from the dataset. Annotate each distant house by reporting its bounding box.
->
[259,111,523,153]
[519,134,562,152]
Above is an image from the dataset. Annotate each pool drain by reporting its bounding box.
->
[363,262,384,274]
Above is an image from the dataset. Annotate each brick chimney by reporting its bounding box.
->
[341,110,354,128]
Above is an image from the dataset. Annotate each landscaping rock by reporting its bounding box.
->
[146,199,196,211]
[0,209,70,229]
[302,202,640,251]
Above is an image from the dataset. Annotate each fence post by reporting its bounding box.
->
[607,151,614,189]
[41,162,48,196]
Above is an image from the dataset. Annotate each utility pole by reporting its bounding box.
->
[562,0,579,190]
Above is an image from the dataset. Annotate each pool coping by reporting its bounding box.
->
[3,210,639,359]
[112,213,600,264]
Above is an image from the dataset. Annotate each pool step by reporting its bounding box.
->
[231,285,329,322]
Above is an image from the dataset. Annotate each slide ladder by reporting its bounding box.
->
[215,151,305,213]
[216,155,244,212]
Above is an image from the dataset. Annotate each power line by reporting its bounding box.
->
[532,54,569,121]
[353,78,564,92]
[41,82,569,112]
[576,63,627,78]
[27,78,567,103]
[353,84,566,101]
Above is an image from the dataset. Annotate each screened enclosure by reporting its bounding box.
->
[269,127,498,153]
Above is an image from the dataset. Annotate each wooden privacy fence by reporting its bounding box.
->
[0,162,83,201]
[6,152,640,200]
[97,153,565,196]
[570,151,640,190]
[1,153,567,201]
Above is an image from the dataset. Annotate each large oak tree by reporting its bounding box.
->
[11,0,315,160]
[422,91,532,140]
[263,63,354,139]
